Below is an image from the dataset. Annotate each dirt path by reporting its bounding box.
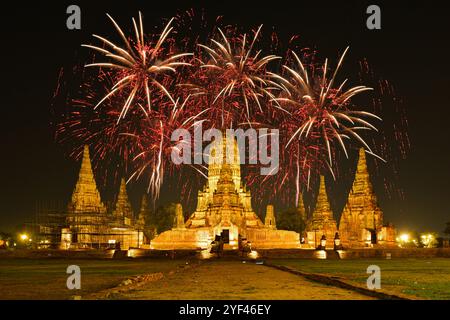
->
[111,260,375,300]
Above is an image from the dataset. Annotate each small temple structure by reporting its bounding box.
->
[305,176,338,248]
[61,145,147,250]
[150,137,301,250]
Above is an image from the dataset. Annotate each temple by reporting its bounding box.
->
[338,148,396,247]
[304,148,396,248]
[61,145,146,250]
[305,176,338,248]
[150,136,301,250]
[57,144,395,251]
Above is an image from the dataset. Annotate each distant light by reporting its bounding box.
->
[314,250,327,259]
[200,250,212,260]
[248,250,259,259]
[399,234,410,243]
[420,233,435,247]
[19,234,28,241]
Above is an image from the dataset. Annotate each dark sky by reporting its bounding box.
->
[0,0,449,234]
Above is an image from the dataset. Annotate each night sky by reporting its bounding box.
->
[0,0,449,234]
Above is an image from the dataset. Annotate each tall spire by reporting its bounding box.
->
[173,203,185,229]
[339,148,384,245]
[297,192,307,222]
[312,176,333,219]
[113,178,134,224]
[305,175,337,243]
[216,161,237,194]
[137,194,150,227]
[264,205,277,229]
[68,145,106,214]
[354,148,374,193]
[207,134,241,193]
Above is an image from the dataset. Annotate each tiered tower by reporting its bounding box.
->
[264,205,276,229]
[151,134,300,250]
[113,178,134,226]
[173,203,186,229]
[186,135,260,230]
[68,145,106,214]
[306,175,337,246]
[66,145,108,246]
[297,193,307,223]
[136,194,150,228]
[339,149,384,246]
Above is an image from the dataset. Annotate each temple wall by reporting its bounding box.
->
[246,229,300,249]
[150,228,212,250]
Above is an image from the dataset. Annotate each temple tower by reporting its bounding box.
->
[66,145,108,247]
[297,192,307,223]
[264,205,276,229]
[339,148,384,246]
[306,175,337,247]
[68,145,106,214]
[187,135,257,228]
[150,133,301,250]
[136,194,150,228]
[113,178,134,225]
[173,203,186,229]
[207,134,241,194]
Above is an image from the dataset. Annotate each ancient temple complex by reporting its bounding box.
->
[150,137,301,250]
[61,145,146,250]
[57,143,394,251]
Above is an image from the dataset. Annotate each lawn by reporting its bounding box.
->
[0,258,187,300]
[267,258,450,300]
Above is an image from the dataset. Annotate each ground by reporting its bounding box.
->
[268,258,450,300]
[110,260,372,300]
[0,258,182,299]
[0,258,449,300]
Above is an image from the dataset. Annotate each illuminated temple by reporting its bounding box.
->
[304,148,396,248]
[58,142,395,251]
[150,137,301,250]
[61,145,146,249]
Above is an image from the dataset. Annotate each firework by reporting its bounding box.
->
[55,12,403,208]
[82,12,192,121]
[190,25,281,127]
[245,47,384,204]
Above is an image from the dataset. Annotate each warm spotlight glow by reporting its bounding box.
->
[314,250,327,259]
[19,234,28,241]
[399,233,410,243]
[420,233,436,248]
[248,250,259,259]
[200,250,212,260]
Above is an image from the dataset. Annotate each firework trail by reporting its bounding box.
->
[184,24,282,129]
[82,12,192,121]
[55,11,409,209]
[245,47,383,205]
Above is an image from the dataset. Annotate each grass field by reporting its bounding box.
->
[0,258,186,299]
[268,258,450,300]
[1,258,449,300]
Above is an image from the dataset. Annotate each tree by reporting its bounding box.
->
[444,222,450,236]
[276,208,306,234]
[149,203,178,233]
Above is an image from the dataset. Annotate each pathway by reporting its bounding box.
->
[110,260,375,300]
